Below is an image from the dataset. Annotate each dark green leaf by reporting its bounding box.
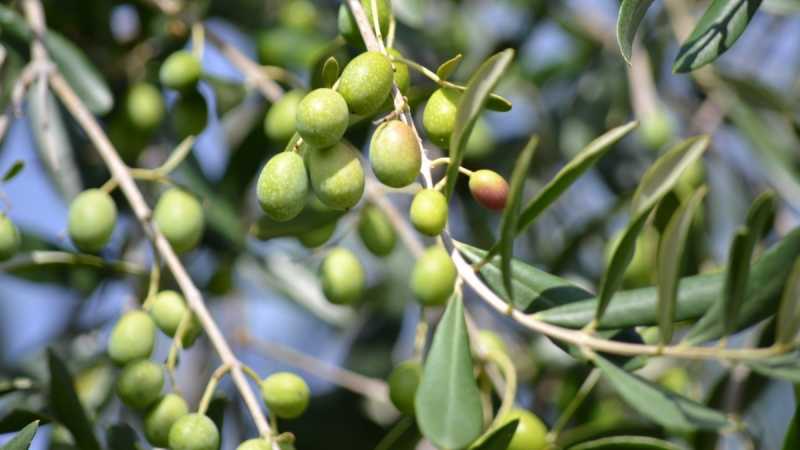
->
[436,54,463,81]
[320,56,339,89]
[1,160,24,183]
[0,410,50,434]
[310,36,347,89]
[673,0,763,72]
[569,435,685,450]
[782,385,800,450]
[106,424,142,450]
[470,419,518,450]
[415,294,483,449]
[594,355,730,431]
[657,187,707,344]
[445,49,514,198]
[0,420,39,450]
[776,258,800,345]
[47,350,101,450]
[746,351,800,383]
[206,395,228,433]
[44,33,113,114]
[616,0,657,64]
[485,93,513,112]
[499,136,538,301]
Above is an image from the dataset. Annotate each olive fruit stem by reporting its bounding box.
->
[547,369,600,445]
[369,0,385,45]
[485,349,517,430]
[427,158,474,176]
[198,364,232,414]
[101,136,196,193]
[391,55,440,83]
[165,308,194,389]
[141,247,162,309]
[241,364,262,385]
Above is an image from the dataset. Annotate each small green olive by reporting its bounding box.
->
[0,214,20,261]
[264,90,305,142]
[422,88,459,148]
[260,372,310,419]
[388,360,421,416]
[469,170,509,211]
[409,189,448,236]
[369,120,421,188]
[320,247,365,305]
[108,310,156,365]
[639,109,673,150]
[149,290,202,347]
[502,408,548,450]
[236,438,271,450]
[411,246,457,306]
[296,88,349,148]
[338,51,393,116]
[298,220,337,248]
[278,0,319,30]
[115,359,163,410]
[257,152,309,222]
[126,83,164,130]
[144,393,189,448]
[154,188,204,253]
[357,204,396,257]
[172,91,208,139]
[68,189,117,253]
[168,413,220,450]
[337,0,391,47]
[160,51,202,92]
[477,330,508,357]
[307,141,365,210]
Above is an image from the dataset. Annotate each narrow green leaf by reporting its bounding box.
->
[0,410,50,434]
[416,294,483,449]
[0,421,39,450]
[673,0,763,72]
[470,419,518,450]
[44,33,113,114]
[47,350,101,450]
[745,351,800,383]
[570,435,685,450]
[436,54,463,81]
[517,121,638,236]
[657,187,707,345]
[616,0,657,64]
[320,56,339,89]
[594,355,731,431]
[250,203,345,240]
[310,36,346,89]
[106,424,142,450]
[782,385,800,450]
[499,136,538,301]
[1,161,24,183]
[485,93,513,112]
[445,49,514,198]
[776,258,800,345]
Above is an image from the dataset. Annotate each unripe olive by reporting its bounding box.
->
[338,0,391,47]
[126,83,164,130]
[144,393,189,447]
[502,408,548,450]
[357,204,396,257]
[469,170,509,211]
[260,372,310,419]
[369,120,421,188]
[298,220,337,248]
[154,188,204,253]
[236,438,271,450]
[464,118,494,160]
[149,290,202,347]
[423,88,459,148]
[639,109,673,150]
[409,189,448,236]
[168,413,220,450]
[108,310,156,365]
[411,246,457,306]
[115,359,163,410]
[257,152,309,222]
[0,214,20,261]
[338,51,393,116]
[659,367,691,396]
[477,330,508,357]
[68,189,117,253]
[320,247,365,305]
[388,360,421,416]
[307,141,365,210]
[264,90,304,142]
[296,88,349,148]
[278,0,319,30]
[160,51,202,92]
[172,91,208,139]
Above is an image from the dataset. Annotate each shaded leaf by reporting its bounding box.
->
[783,385,800,450]
[250,203,345,240]
[206,395,228,434]
[776,258,800,345]
[470,419,518,450]
[320,56,339,89]
[106,424,142,450]
[44,33,113,114]
[47,350,100,450]
[0,410,50,434]
[570,435,685,450]
[485,93,513,112]
[436,54,463,81]
[746,351,800,383]
[616,0,657,64]
[416,294,483,449]
[673,0,762,72]
[1,160,24,183]
[0,420,39,450]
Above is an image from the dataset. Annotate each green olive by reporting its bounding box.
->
[320,247,365,305]
[337,0,391,47]
[108,310,156,365]
[639,109,673,150]
[160,51,202,92]
[369,120,421,188]
[154,188,204,253]
[307,141,365,210]
[278,0,319,30]
[0,214,20,261]
[168,413,220,450]
[338,51,393,116]
[236,438,271,450]
[422,88,459,148]
[260,372,310,419]
[298,220,337,248]
[257,152,309,222]
[388,360,421,416]
[411,246,456,306]
[296,88,349,148]
[115,359,163,410]
[68,189,117,253]
[149,290,202,347]
[144,393,189,447]
[477,330,508,357]
[468,170,509,211]
[172,91,208,139]
[264,90,305,142]
[409,189,448,236]
[126,83,164,130]
[502,408,548,450]
[357,204,396,257]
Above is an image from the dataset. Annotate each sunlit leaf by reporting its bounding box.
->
[0,420,39,450]
[616,0,657,64]
[436,54,463,81]
[0,410,50,434]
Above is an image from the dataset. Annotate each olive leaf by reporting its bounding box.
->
[436,54,463,81]
[776,257,800,345]
[47,350,101,450]
[0,410,50,434]
[321,56,340,88]
[469,419,518,450]
[616,0,657,64]
[569,435,686,450]
[783,386,800,450]
[1,160,24,183]
[0,420,39,450]
[745,351,800,383]
[673,0,763,72]
[107,424,143,450]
